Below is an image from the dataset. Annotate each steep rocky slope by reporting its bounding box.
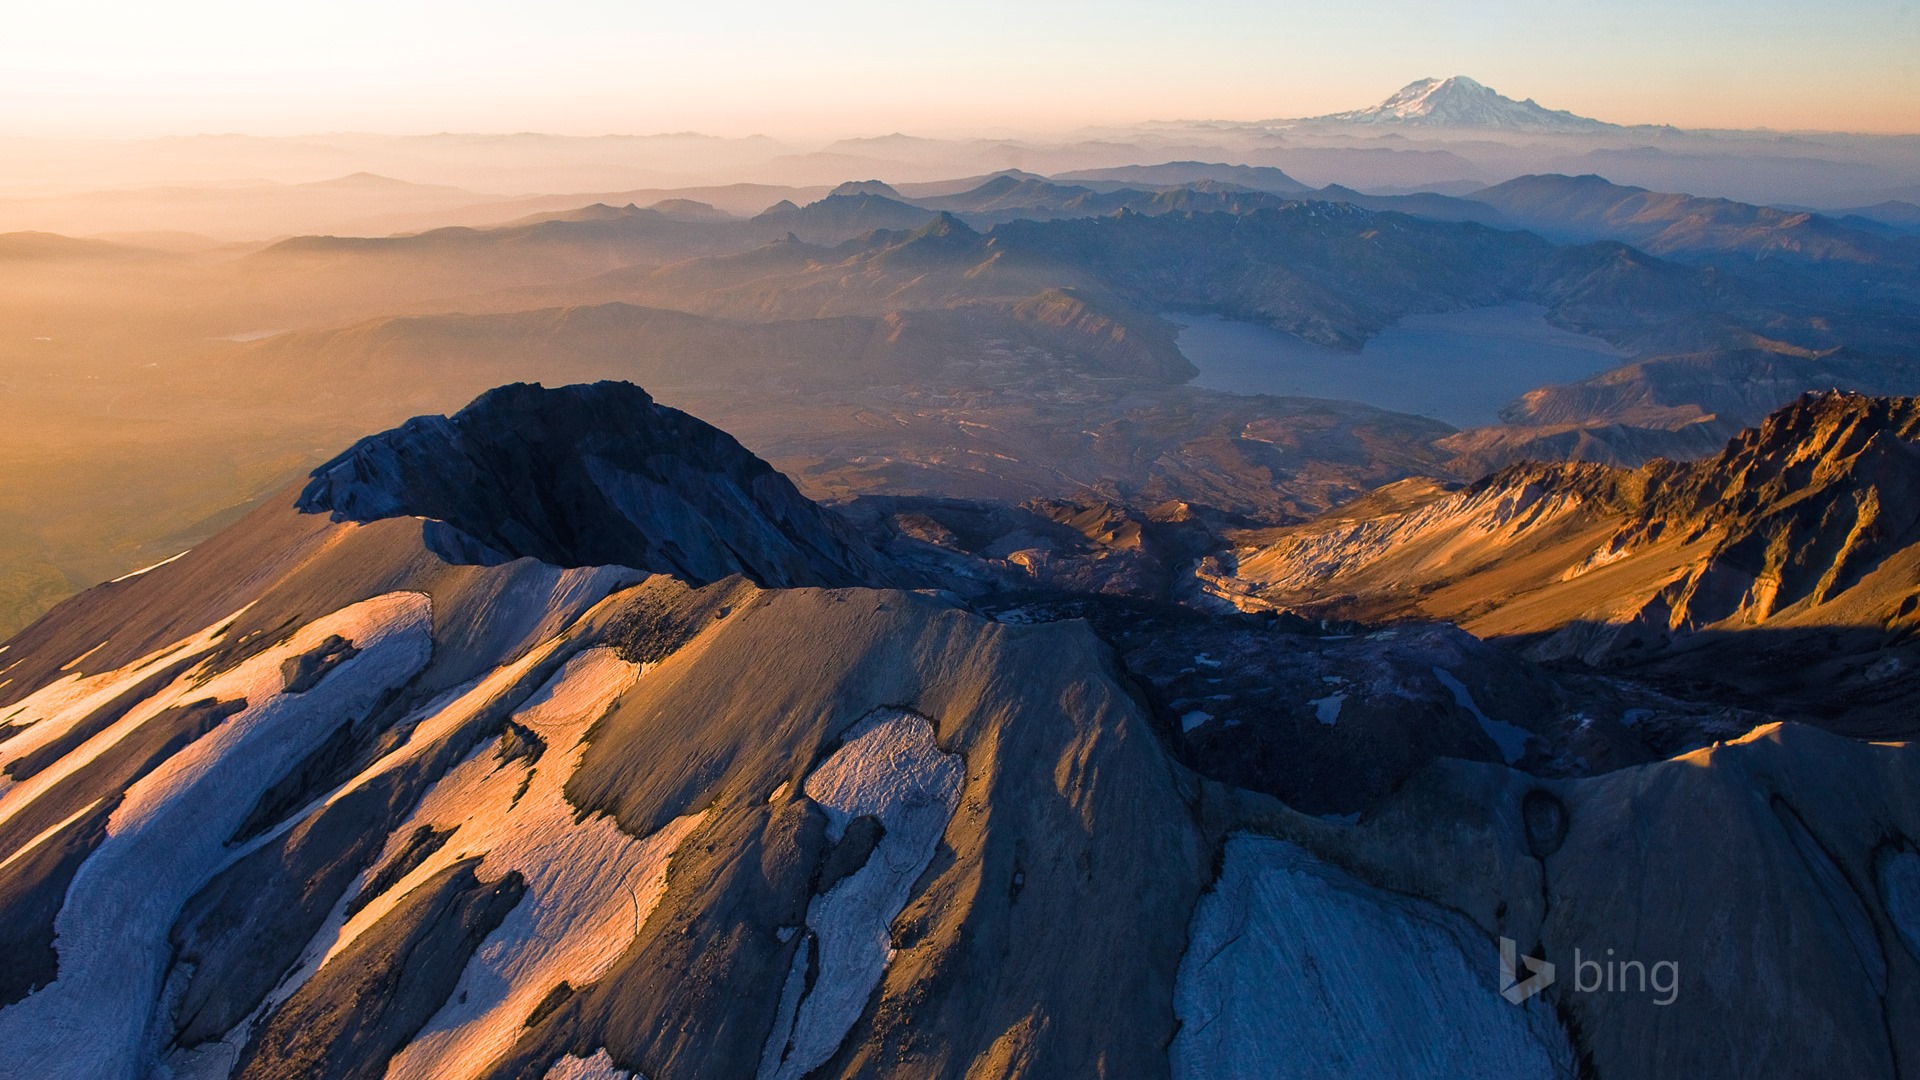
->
[2,381,1916,1080]
[1213,392,1920,729]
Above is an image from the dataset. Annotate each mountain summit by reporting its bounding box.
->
[1318,76,1614,132]
[298,381,896,588]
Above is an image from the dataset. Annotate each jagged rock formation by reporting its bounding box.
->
[1211,392,1920,728]
[1,382,1916,1080]
[1609,391,1920,624]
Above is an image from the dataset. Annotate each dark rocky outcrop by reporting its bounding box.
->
[347,825,456,920]
[231,860,525,1080]
[297,381,896,589]
[280,635,361,693]
[170,765,443,1048]
[0,796,118,1007]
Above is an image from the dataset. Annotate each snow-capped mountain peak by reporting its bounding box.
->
[1318,76,1614,132]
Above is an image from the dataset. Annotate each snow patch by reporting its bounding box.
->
[1432,666,1530,764]
[0,593,434,1080]
[1171,834,1573,1079]
[0,615,233,793]
[345,648,704,1080]
[1564,542,1632,579]
[162,604,641,1077]
[1180,710,1214,733]
[545,1049,643,1080]
[1309,693,1345,726]
[757,708,963,1080]
[108,549,190,583]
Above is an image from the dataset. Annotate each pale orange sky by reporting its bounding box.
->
[4,0,1917,137]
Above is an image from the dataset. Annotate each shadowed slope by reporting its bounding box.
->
[297,381,895,589]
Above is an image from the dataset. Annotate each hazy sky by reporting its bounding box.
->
[5,0,1917,137]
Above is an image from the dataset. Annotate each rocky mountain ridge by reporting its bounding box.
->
[1,381,1917,1079]
[1210,391,1920,726]
[298,381,897,589]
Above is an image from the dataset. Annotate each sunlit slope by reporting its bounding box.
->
[1213,392,1920,728]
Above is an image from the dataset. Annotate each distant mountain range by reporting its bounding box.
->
[4,154,1920,639]
[1472,173,1920,264]
[1314,76,1618,133]
[1051,162,1313,196]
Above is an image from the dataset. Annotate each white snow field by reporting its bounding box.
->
[0,593,435,1080]
[758,708,964,1080]
[382,648,704,1080]
[0,613,234,806]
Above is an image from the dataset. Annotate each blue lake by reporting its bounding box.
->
[1176,304,1626,429]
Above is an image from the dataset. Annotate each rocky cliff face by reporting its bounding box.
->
[1223,393,1920,618]
[1213,392,1920,727]
[1613,391,1920,624]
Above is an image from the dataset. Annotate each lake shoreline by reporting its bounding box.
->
[1175,304,1626,428]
